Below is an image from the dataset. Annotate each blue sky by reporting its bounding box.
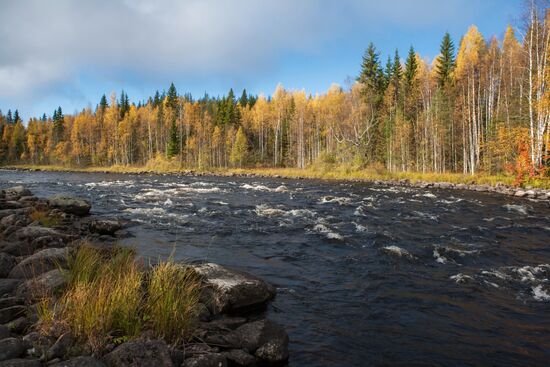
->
[0,0,523,121]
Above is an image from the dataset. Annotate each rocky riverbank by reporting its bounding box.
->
[0,185,289,367]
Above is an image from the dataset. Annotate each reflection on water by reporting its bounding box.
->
[2,169,550,366]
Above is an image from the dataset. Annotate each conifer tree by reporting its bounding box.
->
[13,110,21,124]
[166,83,178,110]
[6,110,13,124]
[239,89,249,107]
[167,120,179,158]
[436,32,456,87]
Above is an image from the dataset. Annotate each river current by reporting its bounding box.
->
[1,170,549,366]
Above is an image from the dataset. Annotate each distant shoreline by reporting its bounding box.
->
[3,164,550,201]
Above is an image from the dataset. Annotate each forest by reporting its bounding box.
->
[1,4,549,184]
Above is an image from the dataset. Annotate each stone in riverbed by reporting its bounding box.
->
[222,349,256,366]
[102,339,173,367]
[224,319,289,364]
[0,253,17,278]
[49,356,107,367]
[182,353,227,367]
[8,248,69,279]
[192,263,276,315]
[0,305,27,324]
[0,359,41,367]
[89,220,121,236]
[14,226,65,242]
[0,279,21,297]
[17,269,66,301]
[0,337,28,361]
[0,215,30,230]
[47,195,91,216]
[3,187,32,201]
[514,190,527,197]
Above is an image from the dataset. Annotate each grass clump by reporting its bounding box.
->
[37,245,202,352]
[146,261,202,344]
[29,209,61,227]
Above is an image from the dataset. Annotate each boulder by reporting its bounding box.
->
[17,269,66,301]
[4,187,32,201]
[0,209,32,221]
[5,317,31,335]
[8,248,69,279]
[0,298,24,309]
[47,196,91,216]
[0,359,41,367]
[89,220,121,236]
[192,263,276,314]
[0,241,38,258]
[183,353,227,367]
[102,339,173,367]
[0,279,21,297]
[0,325,10,339]
[224,320,288,364]
[45,333,74,361]
[0,338,27,361]
[14,226,65,242]
[514,190,527,197]
[222,349,256,366]
[0,254,17,278]
[49,356,107,367]
[0,305,27,324]
[0,215,30,230]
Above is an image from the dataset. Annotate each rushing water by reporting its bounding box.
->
[1,169,550,366]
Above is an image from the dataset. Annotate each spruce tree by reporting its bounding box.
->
[13,110,21,124]
[99,94,108,113]
[239,89,249,107]
[166,83,178,110]
[404,46,418,87]
[384,56,393,89]
[166,120,180,158]
[53,107,64,144]
[357,43,383,94]
[436,32,455,87]
[6,110,13,124]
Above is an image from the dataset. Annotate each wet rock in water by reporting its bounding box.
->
[17,269,66,301]
[8,248,69,279]
[47,196,91,216]
[0,338,27,361]
[222,349,256,366]
[102,339,173,367]
[224,320,289,364]
[0,254,17,278]
[192,263,276,314]
[0,279,22,297]
[0,305,27,324]
[182,353,227,367]
[514,190,527,197]
[49,356,107,367]
[0,359,41,367]
[89,220,121,236]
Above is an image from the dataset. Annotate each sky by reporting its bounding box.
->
[0,0,525,121]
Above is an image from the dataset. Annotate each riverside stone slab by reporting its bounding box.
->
[47,196,91,216]
[8,248,69,279]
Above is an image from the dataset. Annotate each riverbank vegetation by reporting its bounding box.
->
[37,245,202,352]
[1,2,548,187]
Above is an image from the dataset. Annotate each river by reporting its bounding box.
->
[1,169,549,366]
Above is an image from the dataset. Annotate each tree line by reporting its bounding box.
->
[0,3,548,179]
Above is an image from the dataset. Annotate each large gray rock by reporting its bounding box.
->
[47,196,91,216]
[3,187,32,201]
[224,320,289,363]
[0,279,21,297]
[0,254,17,278]
[49,357,106,367]
[17,269,66,301]
[45,333,73,361]
[102,339,173,367]
[0,338,27,361]
[0,209,32,221]
[0,305,27,324]
[89,220,121,236]
[8,248,69,279]
[14,226,64,242]
[0,215,30,230]
[0,359,41,367]
[192,263,276,314]
[183,353,227,367]
[222,349,256,366]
